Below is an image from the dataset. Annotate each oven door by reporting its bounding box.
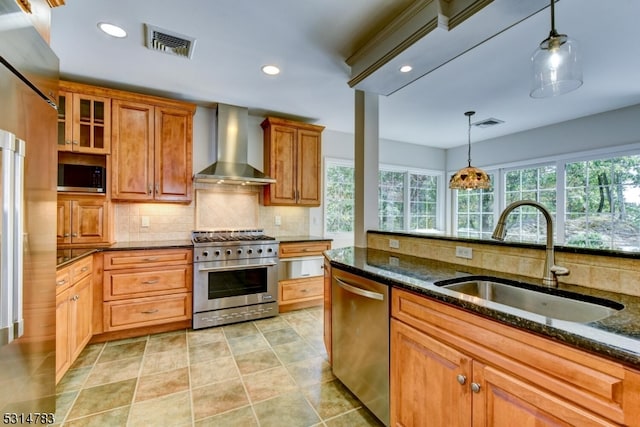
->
[194,259,278,313]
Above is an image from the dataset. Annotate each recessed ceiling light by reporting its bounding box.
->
[98,22,127,38]
[261,65,280,76]
[399,65,413,73]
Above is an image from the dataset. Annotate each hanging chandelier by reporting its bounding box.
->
[449,111,491,191]
[530,0,582,98]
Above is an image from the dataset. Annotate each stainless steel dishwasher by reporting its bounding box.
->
[332,268,389,426]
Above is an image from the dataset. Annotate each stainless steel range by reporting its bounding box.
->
[192,230,279,329]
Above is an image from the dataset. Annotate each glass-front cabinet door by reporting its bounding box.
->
[57,91,111,154]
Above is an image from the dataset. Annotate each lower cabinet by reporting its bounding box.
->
[56,255,93,383]
[278,240,331,312]
[102,248,192,332]
[391,288,640,427]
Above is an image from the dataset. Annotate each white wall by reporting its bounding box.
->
[445,103,640,171]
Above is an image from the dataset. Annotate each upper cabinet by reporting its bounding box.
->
[111,101,193,202]
[57,89,111,154]
[261,117,324,206]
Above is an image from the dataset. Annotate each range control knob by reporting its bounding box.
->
[257,248,263,254]
[247,249,253,254]
[202,251,210,257]
[226,249,232,255]
[215,250,221,256]
[267,248,273,253]
[237,249,243,255]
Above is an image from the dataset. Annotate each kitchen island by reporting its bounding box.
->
[325,246,640,426]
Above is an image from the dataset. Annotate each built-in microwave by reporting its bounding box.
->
[57,164,106,193]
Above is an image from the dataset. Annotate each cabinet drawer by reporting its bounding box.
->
[281,277,323,302]
[103,249,192,270]
[104,293,192,331]
[71,255,93,283]
[56,266,72,294]
[104,265,192,300]
[279,241,331,258]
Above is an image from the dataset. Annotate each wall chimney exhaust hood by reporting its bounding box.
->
[194,104,275,185]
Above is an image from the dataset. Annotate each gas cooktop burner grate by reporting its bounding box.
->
[192,229,276,244]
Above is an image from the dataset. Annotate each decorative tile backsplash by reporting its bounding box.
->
[114,202,195,242]
[367,232,640,298]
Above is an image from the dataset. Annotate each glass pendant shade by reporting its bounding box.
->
[449,111,491,191]
[530,0,582,98]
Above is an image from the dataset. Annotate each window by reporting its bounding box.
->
[324,160,442,235]
[325,162,355,233]
[564,155,640,251]
[455,173,496,239]
[502,165,556,244]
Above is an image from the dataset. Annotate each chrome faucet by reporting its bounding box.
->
[492,200,569,287]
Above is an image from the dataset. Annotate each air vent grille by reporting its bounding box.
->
[145,24,196,59]
[472,118,504,128]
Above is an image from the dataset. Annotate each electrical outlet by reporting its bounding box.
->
[389,256,399,266]
[141,216,150,228]
[274,215,281,226]
[389,239,400,249]
[455,246,473,259]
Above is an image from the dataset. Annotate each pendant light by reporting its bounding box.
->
[530,0,582,98]
[449,111,491,190]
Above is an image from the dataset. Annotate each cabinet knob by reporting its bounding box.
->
[456,374,467,385]
[64,233,70,237]
[147,185,152,195]
[155,184,159,194]
[71,233,77,237]
[471,383,481,393]
[65,140,72,145]
[72,140,78,145]
[56,279,67,286]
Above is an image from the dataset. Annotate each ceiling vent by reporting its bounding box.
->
[472,117,504,128]
[144,24,196,59]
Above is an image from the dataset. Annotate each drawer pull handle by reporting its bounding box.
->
[141,309,159,314]
[300,289,308,293]
[57,279,67,285]
[81,266,89,272]
[143,257,159,262]
[142,279,159,285]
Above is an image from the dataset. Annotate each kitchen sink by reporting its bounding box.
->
[434,277,624,323]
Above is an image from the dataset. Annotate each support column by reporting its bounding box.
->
[354,90,379,248]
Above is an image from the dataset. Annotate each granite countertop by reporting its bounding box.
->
[326,246,640,369]
[275,235,332,243]
[57,240,193,268]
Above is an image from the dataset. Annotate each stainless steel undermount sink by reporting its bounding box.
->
[434,277,624,323]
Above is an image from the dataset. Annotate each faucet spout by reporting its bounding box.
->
[492,200,569,287]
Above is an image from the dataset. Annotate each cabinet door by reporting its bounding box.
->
[266,124,297,204]
[391,319,472,427]
[71,199,109,244]
[474,362,618,427]
[71,93,111,154]
[55,288,70,384]
[69,274,93,361]
[57,91,73,151]
[111,100,154,201]
[296,129,322,206]
[154,106,192,202]
[57,199,71,245]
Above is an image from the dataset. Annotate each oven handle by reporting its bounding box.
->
[197,261,277,273]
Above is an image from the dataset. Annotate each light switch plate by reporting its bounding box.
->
[389,239,400,249]
[141,216,150,227]
[455,246,473,259]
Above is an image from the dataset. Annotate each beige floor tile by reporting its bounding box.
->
[223,322,260,339]
[235,349,282,375]
[272,338,320,365]
[141,348,188,375]
[262,327,302,346]
[84,356,142,387]
[286,356,335,387]
[135,366,190,402]
[187,328,226,347]
[303,379,362,419]
[56,366,91,394]
[253,315,290,332]
[54,391,77,423]
[97,341,146,364]
[69,344,104,369]
[146,331,187,354]
[190,356,239,388]
[191,378,249,421]
[194,405,258,427]
[128,390,192,426]
[188,340,231,364]
[243,366,298,402]
[227,333,270,356]
[252,391,321,427]
[325,408,384,426]
[62,406,130,427]
[65,378,136,421]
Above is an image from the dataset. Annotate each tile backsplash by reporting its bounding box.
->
[114,187,314,242]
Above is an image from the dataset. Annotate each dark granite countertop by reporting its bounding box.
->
[326,246,640,369]
[57,240,193,268]
[275,235,333,243]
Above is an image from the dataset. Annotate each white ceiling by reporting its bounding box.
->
[50,0,640,149]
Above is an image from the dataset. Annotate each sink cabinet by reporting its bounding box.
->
[391,287,640,426]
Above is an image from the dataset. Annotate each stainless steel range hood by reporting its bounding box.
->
[194,104,275,185]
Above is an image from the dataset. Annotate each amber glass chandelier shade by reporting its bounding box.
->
[449,166,491,190]
[448,111,491,190]
[530,1,582,98]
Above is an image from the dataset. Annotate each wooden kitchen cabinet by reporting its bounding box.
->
[101,248,193,333]
[262,117,324,206]
[57,195,113,246]
[391,288,640,426]
[278,240,331,312]
[56,255,94,383]
[111,100,193,202]
[57,89,111,154]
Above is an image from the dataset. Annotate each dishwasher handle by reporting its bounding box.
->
[335,277,384,301]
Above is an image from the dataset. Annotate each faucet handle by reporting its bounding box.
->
[550,265,570,277]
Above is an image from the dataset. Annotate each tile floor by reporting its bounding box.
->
[54,307,384,426]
